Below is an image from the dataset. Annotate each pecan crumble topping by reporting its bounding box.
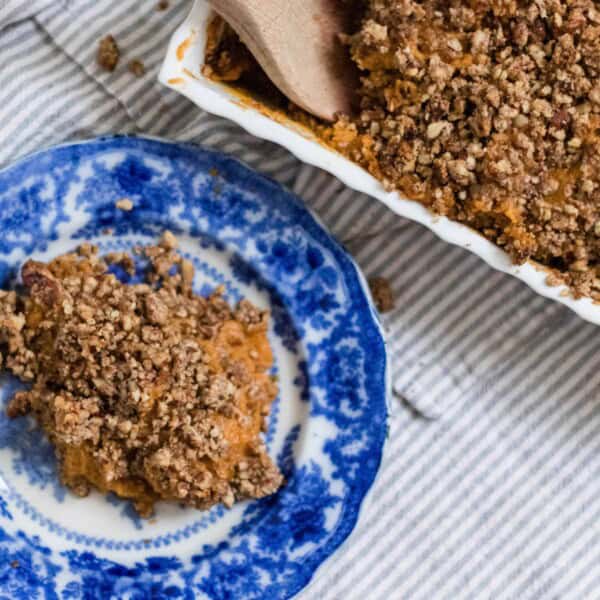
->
[204,2,600,300]
[0,233,283,516]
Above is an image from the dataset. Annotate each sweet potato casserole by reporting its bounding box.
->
[0,234,283,516]
[204,1,600,300]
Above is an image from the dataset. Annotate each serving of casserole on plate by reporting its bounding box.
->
[160,0,600,325]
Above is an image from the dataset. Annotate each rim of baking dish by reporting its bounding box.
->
[159,0,600,326]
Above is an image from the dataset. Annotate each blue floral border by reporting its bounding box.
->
[0,136,388,599]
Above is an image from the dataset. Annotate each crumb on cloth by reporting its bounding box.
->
[369,276,395,313]
[97,35,120,71]
[128,59,146,77]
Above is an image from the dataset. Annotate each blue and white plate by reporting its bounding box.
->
[0,136,387,599]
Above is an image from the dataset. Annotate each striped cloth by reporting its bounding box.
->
[2,1,600,598]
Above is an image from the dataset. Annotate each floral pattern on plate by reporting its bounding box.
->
[0,136,387,599]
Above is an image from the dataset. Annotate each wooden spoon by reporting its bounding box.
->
[208,0,356,121]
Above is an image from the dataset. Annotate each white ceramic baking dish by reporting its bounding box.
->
[159,0,600,326]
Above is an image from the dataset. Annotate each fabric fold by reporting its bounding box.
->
[0,0,59,30]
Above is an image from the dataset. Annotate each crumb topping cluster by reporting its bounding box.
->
[0,234,282,515]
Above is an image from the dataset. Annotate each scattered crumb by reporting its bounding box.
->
[115,198,133,212]
[128,59,146,78]
[156,0,169,10]
[102,228,114,235]
[97,35,120,72]
[10,560,19,569]
[369,277,395,313]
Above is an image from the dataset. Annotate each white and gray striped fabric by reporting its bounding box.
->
[2,1,600,598]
